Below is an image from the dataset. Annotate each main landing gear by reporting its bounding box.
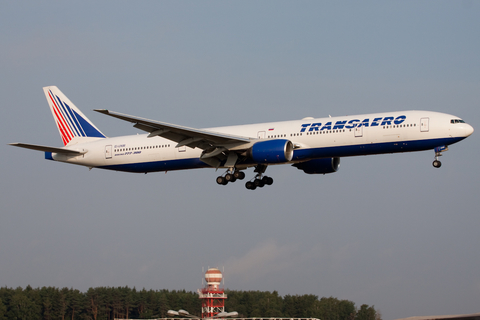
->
[216,169,246,185]
[432,146,448,168]
[244,164,273,190]
[245,175,274,190]
[216,164,274,190]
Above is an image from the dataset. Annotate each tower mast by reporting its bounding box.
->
[198,268,227,318]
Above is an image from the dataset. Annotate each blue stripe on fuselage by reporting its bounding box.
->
[99,158,208,173]
[96,137,466,173]
[292,136,466,160]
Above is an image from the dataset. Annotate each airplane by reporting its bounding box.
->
[10,86,474,190]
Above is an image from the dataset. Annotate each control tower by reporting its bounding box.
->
[198,268,227,318]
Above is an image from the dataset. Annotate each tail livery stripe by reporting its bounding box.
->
[54,94,80,136]
[48,92,74,144]
[69,109,105,138]
[56,120,69,145]
[44,86,106,144]
[53,93,83,137]
[64,101,86,137]
[53,105,73,144]
[55,96,79,138]
[50,90,105,138]
[48,91,72,139]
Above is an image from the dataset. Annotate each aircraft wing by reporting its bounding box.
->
[94,109,252,151]
[9,143,84,155]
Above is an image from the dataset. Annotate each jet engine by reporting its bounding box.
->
[249,139,294,164]
[292,157,340,174]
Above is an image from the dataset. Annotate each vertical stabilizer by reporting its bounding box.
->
[43,86,106,146]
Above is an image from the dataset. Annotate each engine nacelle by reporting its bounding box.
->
[292,157,340,174]
[249,139,294,164]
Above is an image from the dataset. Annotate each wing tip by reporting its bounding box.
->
[94,109,109,114]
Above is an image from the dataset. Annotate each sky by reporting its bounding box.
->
[1,1,479,319]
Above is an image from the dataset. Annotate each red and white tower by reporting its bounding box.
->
[198,268,227,318]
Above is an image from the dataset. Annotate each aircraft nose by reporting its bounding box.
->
[465,124,474,137]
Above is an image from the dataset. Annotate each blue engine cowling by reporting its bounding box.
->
[249,139,294,164]
[292,157,340,174]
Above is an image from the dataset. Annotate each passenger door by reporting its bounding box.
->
[354,126,363,137]
[420,118,429,132]
[105,145,112,159]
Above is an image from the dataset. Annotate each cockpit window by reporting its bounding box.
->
[451,119,465,124]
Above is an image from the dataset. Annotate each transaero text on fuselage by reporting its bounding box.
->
[300,115,407,132]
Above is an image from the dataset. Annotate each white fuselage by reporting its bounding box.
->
[48,110,473,173]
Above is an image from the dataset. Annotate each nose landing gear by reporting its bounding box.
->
[432,146,448,168]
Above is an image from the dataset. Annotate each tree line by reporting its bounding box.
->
[0,286,380,320]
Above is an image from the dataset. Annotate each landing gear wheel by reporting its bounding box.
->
[216,176,228,185]
[254,178,265,188]
[262,176,273,185]
[433,160,442,168]
[245,181,256,190]
[225,173,236,182]
[234,171,246,180]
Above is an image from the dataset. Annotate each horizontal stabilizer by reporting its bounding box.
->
[9,143,84,155]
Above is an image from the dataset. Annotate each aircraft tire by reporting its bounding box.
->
[216,176,227,185]
[263,176,273,185]
[234,171,246,180]
[433,160,442,168]
[245,181,256,190]
[254,178,265,188]
[225,173,236,182]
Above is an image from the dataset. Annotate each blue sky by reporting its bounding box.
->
[1,2,479,319]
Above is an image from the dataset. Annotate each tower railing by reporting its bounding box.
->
[197,289,227,299]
